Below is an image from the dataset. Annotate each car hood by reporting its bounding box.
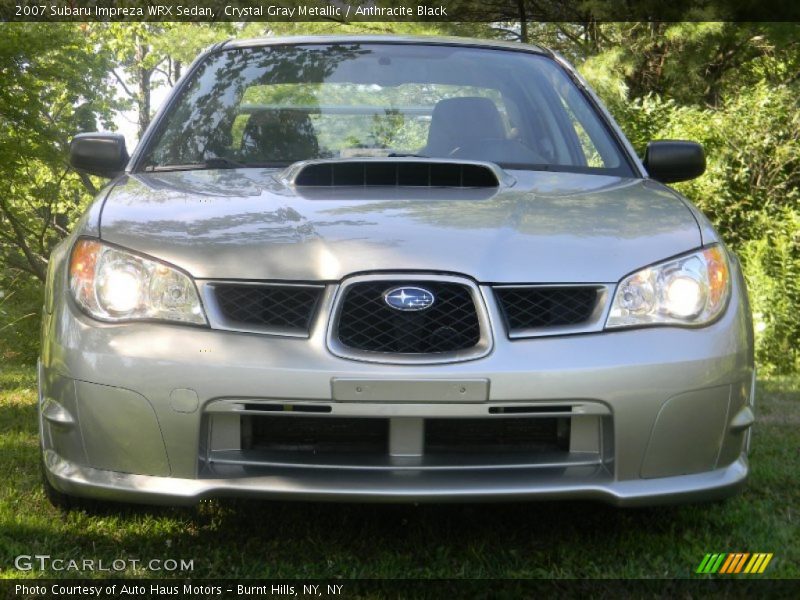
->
[99,168,702,283]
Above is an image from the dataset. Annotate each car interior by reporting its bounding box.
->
[235,96,547,165]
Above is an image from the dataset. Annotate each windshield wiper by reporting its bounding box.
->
[145,156,261,172]
[386,152,430,158]
[202,156,246,169]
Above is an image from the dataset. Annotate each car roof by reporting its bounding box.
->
[221,35,550,56]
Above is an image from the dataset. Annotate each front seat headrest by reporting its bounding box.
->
[425,97,506,157]
[240,110,319,163]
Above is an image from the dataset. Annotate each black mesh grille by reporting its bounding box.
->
[426,417,570,454]
[495,287,599,332]
[245,416,388,454]
[214,284,322,333]
[337,281,481,354]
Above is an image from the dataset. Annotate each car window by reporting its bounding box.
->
[549,71,622,169]
[227,83,511,160]
[140,43,633,176]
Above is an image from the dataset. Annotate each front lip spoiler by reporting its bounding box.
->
[43,450,748,507]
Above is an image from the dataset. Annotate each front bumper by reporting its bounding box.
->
[43,450,748,507]
[39,268,755,506]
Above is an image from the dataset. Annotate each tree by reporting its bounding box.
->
[0,23,119,282]
[579,22,800,107]
[94,23,237,139]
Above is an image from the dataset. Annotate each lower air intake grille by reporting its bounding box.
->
[495,287,599,333]
[213,284,322,334]
[245,416,388,454]
[337,281,480,354]
[426,417,570,454]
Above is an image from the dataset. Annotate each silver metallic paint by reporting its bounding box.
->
[40,259,754,502]
[40,36,755,505]
[97,170,702,283]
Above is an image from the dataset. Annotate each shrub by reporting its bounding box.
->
[739,211,800,374]
[0,274,42,364]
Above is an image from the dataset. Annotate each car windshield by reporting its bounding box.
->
[139,43,634,176]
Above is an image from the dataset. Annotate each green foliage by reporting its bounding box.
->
[661,83,798,238]
[575,22,800,107]
[0,24,121,361]
[0,23,118,283]
[0,274,41,364]
[739,212,800,374]
[92,23,236,138]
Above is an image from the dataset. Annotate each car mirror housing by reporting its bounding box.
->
[643,140,706,183]
[69,132,129,178]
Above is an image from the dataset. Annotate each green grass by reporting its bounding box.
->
[1,363,798,579]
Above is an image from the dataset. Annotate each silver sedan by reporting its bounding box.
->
[39,36,754,507]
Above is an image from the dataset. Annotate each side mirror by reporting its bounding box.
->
[69,133,129,178]
[643,140,705,183]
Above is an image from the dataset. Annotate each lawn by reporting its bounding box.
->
[1,363,797,580]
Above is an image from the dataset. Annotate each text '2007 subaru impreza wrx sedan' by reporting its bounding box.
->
[40,36,755,507]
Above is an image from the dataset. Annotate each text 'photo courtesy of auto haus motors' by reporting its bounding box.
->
[39,36,755,509]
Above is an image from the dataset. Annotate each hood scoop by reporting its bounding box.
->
[286,159,506,188]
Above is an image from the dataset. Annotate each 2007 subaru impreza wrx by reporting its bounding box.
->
[40,36,755,507]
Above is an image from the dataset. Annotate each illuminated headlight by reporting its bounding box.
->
[69,239,207,325]
[606,245,730,328]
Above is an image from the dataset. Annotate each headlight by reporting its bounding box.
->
[606,245,730,328]
[69,238,207,325]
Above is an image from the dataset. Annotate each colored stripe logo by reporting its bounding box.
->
[696,553,773,574]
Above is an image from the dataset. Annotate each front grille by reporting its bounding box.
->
[336,281,481,354]
[213,284,322,333]
[244,416,388,454]
[426,418,570,454]
[495,287,599,333]
[205,408,608,474]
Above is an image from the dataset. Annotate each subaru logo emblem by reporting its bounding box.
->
[384,286,436,311]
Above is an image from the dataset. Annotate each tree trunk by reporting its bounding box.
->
[517,0,528,44]
[135,40,152,140]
